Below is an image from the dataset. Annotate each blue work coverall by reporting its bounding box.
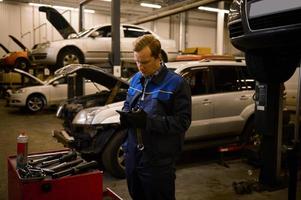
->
[122,63,191,200]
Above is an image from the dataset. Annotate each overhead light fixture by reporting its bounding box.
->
[0,0,3,2]
[140,2,161,9]
[28,3,95,13]
[198,6,229,14]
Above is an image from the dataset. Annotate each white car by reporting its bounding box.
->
[55,58,257,178]
[30,6,178,68]
[7,65,107,112]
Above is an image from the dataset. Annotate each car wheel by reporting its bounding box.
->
[57,48,84,68]
[240,118,261,165]
[102,129,127,179]
[26,94,45,113]
[15,58,30,71]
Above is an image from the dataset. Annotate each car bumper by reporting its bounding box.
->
[30,49,57,65]
[8,94,26,107]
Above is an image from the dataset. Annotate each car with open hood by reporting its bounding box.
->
[0,35,31,71]
[6,64,118,112]
[53,58,257,178]
[29,6,178,69]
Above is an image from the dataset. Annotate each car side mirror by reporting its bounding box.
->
[90,31,99,38]
[52,81,59,86]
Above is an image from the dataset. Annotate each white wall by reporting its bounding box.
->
[0,1,239,58]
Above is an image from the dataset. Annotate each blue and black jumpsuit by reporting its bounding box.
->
[123,63,191,200]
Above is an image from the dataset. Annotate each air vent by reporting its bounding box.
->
[229,21,243,38]
[249,9,301,30]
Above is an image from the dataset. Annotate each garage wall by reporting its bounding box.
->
[0,1,240,58]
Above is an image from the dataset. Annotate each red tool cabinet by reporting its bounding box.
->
[7,151,103,200]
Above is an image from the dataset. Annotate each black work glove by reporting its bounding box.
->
[126,109,147,129]
[116,109,147,129]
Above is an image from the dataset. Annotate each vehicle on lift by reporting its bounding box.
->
[6,64,111,113]
[0,35,31,72]
[228,0,301,83]
[29,6,178,69]
[54,59,257,178]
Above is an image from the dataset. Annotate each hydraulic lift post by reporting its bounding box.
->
[254,82,283,187]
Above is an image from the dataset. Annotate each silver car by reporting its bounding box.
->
[54,59,256,178]
[30,7,178,69]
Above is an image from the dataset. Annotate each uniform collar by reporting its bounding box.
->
[139,62,168,85]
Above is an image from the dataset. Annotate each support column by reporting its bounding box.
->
[111,0,121,77]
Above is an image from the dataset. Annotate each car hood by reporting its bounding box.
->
[13,68,45,85]
[55,64,129,90]
[0,43,10,54]
[9,35,27,51]
[39,6,77,39]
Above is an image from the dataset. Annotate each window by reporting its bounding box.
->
[212,66,239,93]
[182,68,210,96]
[123,25,151,38]
[96,26,111,37]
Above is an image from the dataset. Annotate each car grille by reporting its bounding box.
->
[229,21,244,38]
[249,9,301,30]
[31,53,47,60]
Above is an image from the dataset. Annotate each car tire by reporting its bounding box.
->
[15,58,30,71]
[240,118,262,165]
[57,48,84,68]
[26,94,46,113]
[102,129,127,179]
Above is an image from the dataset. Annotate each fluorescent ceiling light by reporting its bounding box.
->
[29,3,95,13]
[198,6,229,14]
[140,3,161,9]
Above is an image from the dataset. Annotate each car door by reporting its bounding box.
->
[209,65,255,138]
[121,25,151,63]
[85,25,113,63]
[49,77,68,105]
[181,67,214,141]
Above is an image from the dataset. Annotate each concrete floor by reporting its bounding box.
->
[0,99,299,200]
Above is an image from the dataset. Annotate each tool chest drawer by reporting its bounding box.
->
[7,150,103,200]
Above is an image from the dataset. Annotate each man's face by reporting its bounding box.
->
[134,46,160,77]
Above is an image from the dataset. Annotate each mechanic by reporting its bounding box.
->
[118,34,191,200]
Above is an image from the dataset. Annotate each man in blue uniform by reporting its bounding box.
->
[119,34,191,200]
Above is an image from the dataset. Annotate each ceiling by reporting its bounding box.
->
[6,0,231,13]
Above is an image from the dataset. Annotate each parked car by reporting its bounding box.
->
[6,64,112,112]
[54,59,257,178]
[0,35,31,71]
[29,6,178,69]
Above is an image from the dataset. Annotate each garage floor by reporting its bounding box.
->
[0,99,299,200]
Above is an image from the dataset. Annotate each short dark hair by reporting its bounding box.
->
[133,34,161,59]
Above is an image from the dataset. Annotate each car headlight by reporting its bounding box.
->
[72,108,100,125]
[228,0,242,23]
[13,89,26,94]
[37,41,50,49]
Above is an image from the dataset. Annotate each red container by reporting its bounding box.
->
[7,151,103,200]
